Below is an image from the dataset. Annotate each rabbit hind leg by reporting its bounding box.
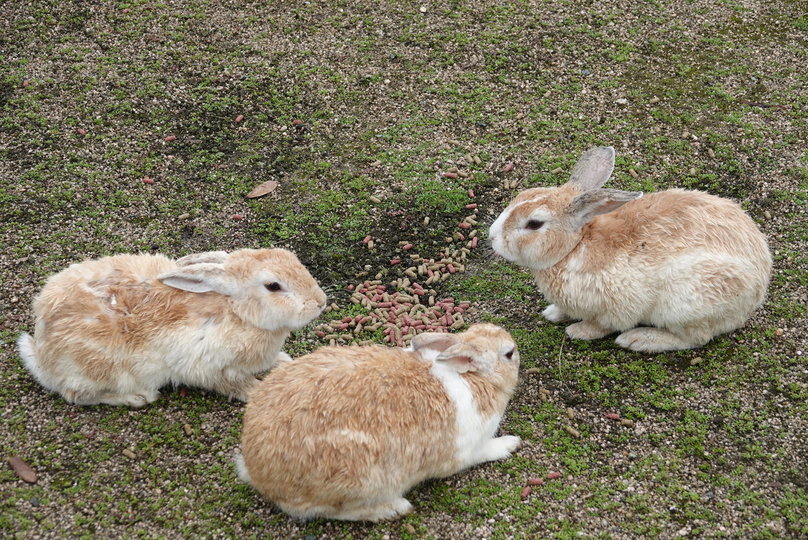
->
[615,326,712,352]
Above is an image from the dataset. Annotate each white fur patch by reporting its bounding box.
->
[565,245,587,273]
[429,362,500,468]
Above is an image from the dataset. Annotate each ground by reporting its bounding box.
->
[0,0,806,539]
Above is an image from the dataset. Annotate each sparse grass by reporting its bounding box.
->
[1,0,805,538]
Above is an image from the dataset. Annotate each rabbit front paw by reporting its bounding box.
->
[542,304,572,323]
[565,320,612,340]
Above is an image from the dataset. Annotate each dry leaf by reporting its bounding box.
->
[247,180,279,199]
[8,456,37,483]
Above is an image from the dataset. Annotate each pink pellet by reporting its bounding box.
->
[235,114,244,123]
[292,119,303,125]
[471,237,479,248]
[342,316,354,323]
[402,243,413,250]
[362,235,372,244]
[390,258,401,265]
[502,162,514,172]
[142,177,155,184]
[77,128,87,136]
[377,302,392,308]
[458,222,471,229]
[337,323,349,330]
[546,472,562,480]
[456,233,465,241]
[231,214,243,221]
[468,189,475,198]
[520,486,532,500]
[347,284,355,291]
[315,331,325,338]
[605,413,621,421]
[442,172,458,179]
[165,135,176,142]
[527,478,545,486]
[465,203,477,209]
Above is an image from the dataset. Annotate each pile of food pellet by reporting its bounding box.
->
[314,200,483,346]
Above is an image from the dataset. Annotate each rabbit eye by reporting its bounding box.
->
[505,349,515,360]
[265,282,283,292]
[525,220,544,231]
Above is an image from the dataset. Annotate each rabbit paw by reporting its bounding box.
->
[542,304,572,323]
[276,351,293,364]
[566,320,611,340]
[616,327,704,352]
[477,435,521,463]
[101,390,160,408]
[331,497,413,521]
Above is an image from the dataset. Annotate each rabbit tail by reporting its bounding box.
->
[234,453,252,484]
[17,332,47,386]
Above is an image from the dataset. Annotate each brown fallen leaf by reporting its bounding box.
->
[246,180,279,199]
[8,456,37,483]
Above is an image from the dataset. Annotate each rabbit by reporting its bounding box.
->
[16,248,327,407]
[488,146,772,352]
[235,323,521,522]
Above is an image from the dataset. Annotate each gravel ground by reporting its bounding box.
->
[1,1,805,539]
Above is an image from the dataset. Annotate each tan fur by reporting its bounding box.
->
[18,248,327,406]
[489,146,772,352]
[238,323,520,521]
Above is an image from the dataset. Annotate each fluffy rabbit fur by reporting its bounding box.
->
[489,146,772,352]
[236,323,520,521]
[17,248,327,407]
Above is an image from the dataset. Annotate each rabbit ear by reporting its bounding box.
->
[176,251,229,267]
[567,146,616,191]
[569,188,643,227]
[158,263,238,296]
[411,332,457,353]
[436,343,491,374]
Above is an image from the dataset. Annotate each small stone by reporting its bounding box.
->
[629,168,639,178]
[764,210,772,220]
[122,449,136,459]
[419,6,427,13]
[551,167,564,175]
[566,408,575,420]
[615,98,628,105]
[707,148,715,158]
[774,328,783,336]
[178,213,190,220]
[649,96,660,104]
[404,523,416,534]
[620,419,634,427]
[183,423,193,436]
[371,160,382,167]
[690,357,703,366]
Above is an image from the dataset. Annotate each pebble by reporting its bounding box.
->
[690,357,703,366]
[616,98,628,105]
[566,408,575,420]
[122,449,136,459]
[178,213,190,220]
[775,328,783,336]
[183,423,193,436]
[707,148,715,158]
[764,210,772,220]
[649,96,660,104]
[551,167,564,175]
[629,168,639,178]
[404,523,416,534]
